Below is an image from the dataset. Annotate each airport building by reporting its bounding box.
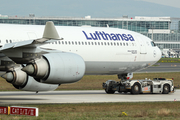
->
[0,14,180,57]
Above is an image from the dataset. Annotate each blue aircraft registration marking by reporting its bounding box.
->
[82,31,135,41]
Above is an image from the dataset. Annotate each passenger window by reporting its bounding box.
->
[78,41,81,45]
[59,41,61,44]
[82,42,84,45]
[104,42,106,45]
[101,42,103,45]
[117,43,119,46]
[69,41,71,45]
[120,43,122,46]
[91,42,93,45]
[111,43,113,46]
[126,43,128,46]
[62,41,64,44]
[72,41,74,45]
[85,42,87,45]
[95,42,97,45]
[114,43,116,46]
[75,41,77,45]
[6,40,8,43]
[123,43,125,46]
[65,41,67,44]
[98,42,100,45]
[107,42,110,46]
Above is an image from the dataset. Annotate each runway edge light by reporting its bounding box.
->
[10,106,38,117]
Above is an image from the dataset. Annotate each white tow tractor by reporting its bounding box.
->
[102,78,174,94]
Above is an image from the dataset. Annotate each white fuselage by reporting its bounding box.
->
[0,24,161,75]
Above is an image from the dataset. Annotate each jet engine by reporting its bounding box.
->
[14,76,59,92]
[2,68,59,92]
[22,52,85,84]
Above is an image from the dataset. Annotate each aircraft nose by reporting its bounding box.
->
[156,47,162,61]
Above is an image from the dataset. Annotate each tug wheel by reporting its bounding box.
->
[105,88,115,94]
[162,84,169,94]
[131,83,140,94]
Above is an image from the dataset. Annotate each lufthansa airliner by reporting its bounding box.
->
[0,22,161,92]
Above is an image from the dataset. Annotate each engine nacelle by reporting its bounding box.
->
[2,67,27,86]
[2,68,59,92]
[13,76,59,92]
[22,52,86,84]
[43,52,85,84]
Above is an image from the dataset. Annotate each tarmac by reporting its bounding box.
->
[138,63,180,73]
[0,63,180,105]
[0,90,179,105]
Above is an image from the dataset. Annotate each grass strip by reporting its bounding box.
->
[0,102,180,120]
[158,58,180,63]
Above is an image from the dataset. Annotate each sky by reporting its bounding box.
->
[138,0,180,8]
[0,0,180,18]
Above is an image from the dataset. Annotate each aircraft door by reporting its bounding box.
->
[137,36,147,54]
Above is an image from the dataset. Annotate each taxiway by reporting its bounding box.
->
[138,63,180,73]
[0,90,179,105]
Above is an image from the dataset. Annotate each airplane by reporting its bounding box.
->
[0,21,161,92]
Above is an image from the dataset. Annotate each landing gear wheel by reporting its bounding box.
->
[131,83,140,94]
[162,84,169,94]
[105,89,115,94]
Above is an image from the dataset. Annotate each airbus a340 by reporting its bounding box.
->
[0,22,161,92]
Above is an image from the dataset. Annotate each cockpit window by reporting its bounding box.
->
[151,41,156,47]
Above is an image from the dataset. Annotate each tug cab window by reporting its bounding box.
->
[151,41,156,47]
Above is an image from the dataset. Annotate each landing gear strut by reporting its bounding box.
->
[117,74,127,81]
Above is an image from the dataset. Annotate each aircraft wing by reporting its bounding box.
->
[0,21,63,51]
[0,21,63,71]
